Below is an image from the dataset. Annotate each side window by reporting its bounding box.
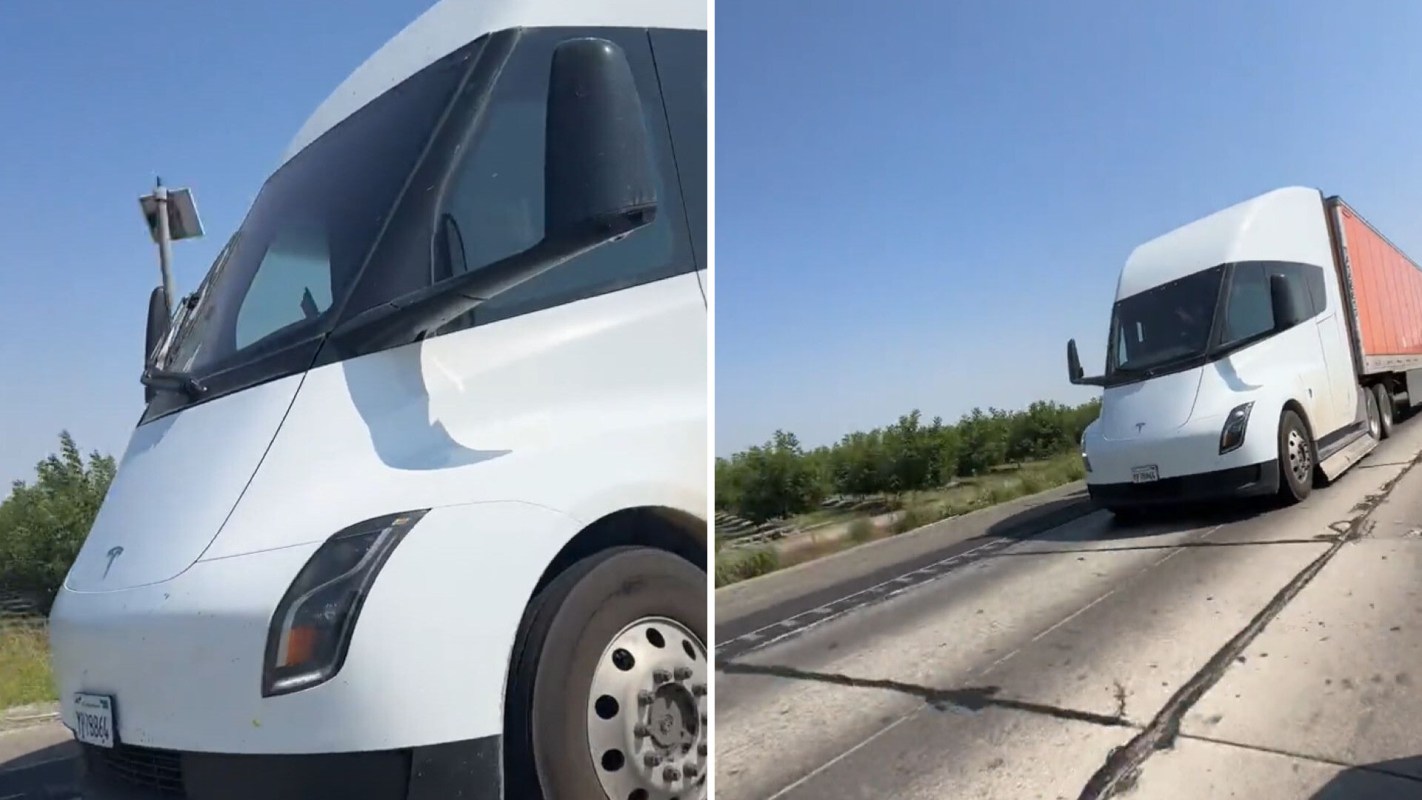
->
[1263,262,1315,324]
[1304,264,1328,314]
[437,28,692,331]
[651,28,707,269]
[1222,263,1274,344]
[234,223,334,349]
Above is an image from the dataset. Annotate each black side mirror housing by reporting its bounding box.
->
[144,286,171,402]
[332,37,659,353]
[545,36,658,244]
[1067,338,1108,387]
[1269,273,1303,331]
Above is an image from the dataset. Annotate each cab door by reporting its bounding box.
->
[1262,262,1333,434]
[1307,262,1363,437]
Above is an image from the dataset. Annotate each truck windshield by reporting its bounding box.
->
[1108,265,1225,377]
[159,46,476,380]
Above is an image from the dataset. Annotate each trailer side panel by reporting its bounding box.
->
[1333,201,1422,373]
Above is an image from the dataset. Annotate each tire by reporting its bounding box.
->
[1373,383,1394,440]
[505,546,708,800]
[1278,410,1314,504]
[1365,387,1382,442]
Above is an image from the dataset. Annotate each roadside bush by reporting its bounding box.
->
[1019,472,1048,495]
[848,518,876,544]
[0,432,115,612]
[893,506,932,535]
[714,546,780,587]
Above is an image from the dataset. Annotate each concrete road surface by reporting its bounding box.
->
[715,413,1422,799]
[0,722,78,800]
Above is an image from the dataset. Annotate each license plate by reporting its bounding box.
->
[73,693,115,748]
[1131,465,1160,484]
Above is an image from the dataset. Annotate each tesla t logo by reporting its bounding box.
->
[103,546,124,579]
[1135,422,1146,433]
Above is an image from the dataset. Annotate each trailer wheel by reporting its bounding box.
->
[1278,410,1315,504]
[1372,384,1394,439]
[506,546,708,800]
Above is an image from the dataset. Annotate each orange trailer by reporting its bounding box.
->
[1326,197,1422,382]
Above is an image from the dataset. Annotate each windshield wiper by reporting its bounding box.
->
[157,235,239,368]
[140,367,207,400]
[1115,352,1207,381]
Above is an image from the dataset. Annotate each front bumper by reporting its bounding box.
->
[76,736,500,799]
[1086,460,1280,509]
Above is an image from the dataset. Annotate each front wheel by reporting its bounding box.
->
[1278,410,1315,504]
[506,546,708,800]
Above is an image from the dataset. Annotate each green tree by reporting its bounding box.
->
[1009,400,1075,462]
[927,415,962,485]
[714,456,739,512]
[714,398,1103,522]
[956,407,1009,475]
[726,430,823,523]
[881,410,935,497]
[829,429,887,496]
[0,431,117,610]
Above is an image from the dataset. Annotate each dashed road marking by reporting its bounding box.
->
[715,532,1045,660]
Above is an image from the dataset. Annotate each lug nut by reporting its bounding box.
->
[663,766,681,782]
[684,764,699,778]
[674,665,693,680]
[644,752,662,767]
[634,723,649,737]
[638,690,655,706]
[698,742,708,756]
[653,668,671,684]
[691,682,706,696]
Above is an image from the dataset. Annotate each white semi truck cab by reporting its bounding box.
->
[1068,186,1422,518]
[48,2,708,799]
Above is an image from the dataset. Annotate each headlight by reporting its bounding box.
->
[262,510,428,697]
[1219,402,1254,454]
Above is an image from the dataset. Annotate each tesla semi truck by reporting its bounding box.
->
[1067,186,1422,519]
[47,1,708,798]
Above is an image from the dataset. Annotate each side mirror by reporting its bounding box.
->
[1067,338,1108,387]
[544,37,658,245]
[1067,339,1085,384]
[144,286,170,402]
[1269,274,1303,331]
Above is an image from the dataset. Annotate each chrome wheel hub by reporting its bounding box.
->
[1286,428,1311,483]
[588,616,708,800]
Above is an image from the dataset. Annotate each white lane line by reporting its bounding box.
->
[717,527,1072,656]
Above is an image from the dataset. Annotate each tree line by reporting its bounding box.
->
[716,398,1102,524]
[0,432,115,611]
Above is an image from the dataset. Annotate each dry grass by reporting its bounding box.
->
[714,452,1088,587]
[0,623,55,708]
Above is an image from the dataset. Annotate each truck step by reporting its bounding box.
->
[1319,429,1377,482]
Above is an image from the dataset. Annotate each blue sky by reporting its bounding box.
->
[0,1,435,487]
[715,0,1422,456]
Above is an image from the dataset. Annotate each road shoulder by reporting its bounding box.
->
[715,481,1094,637]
